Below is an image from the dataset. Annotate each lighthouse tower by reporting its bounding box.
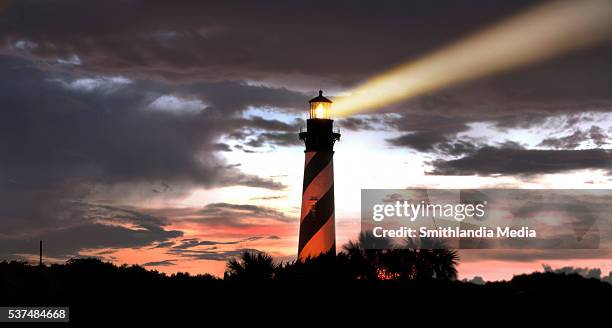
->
[298,90,340,261]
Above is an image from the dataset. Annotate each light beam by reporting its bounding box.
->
[333,0,612,117]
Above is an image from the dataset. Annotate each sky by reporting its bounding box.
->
[1,0,612,280]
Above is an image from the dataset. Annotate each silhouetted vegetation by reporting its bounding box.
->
[1,237,610,322]
[225,251,275,281]
[225,234,459,283]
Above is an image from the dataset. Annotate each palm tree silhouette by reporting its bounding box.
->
[224,251,276,282]
[401,237,459,281]
[224,234,458,282]
[342,231,459,281]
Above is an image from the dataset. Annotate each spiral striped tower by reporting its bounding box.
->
[297,90,340,261]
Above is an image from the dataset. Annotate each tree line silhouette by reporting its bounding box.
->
[225,233,458,282]
[1,233,611,322]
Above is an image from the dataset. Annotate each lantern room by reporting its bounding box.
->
[309,90,332,119]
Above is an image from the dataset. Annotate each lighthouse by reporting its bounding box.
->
[298,90,340,261]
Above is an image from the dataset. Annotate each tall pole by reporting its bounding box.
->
[39,240,42,266]
[297,91,340,260]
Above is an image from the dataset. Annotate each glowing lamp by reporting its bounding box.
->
[309,90,332,119]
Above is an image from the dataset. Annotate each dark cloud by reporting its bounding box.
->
[1,0,611,154]
[0,56,288,195]
[337,116,382,131]
[429,146,612,176]
[184,202,291,227]
[152,241,176,249]
[142,260,176,267]
[250,195,286,201]
[212,143,232,152]
[245,132,301,148]
[0,203,182,258]
[435,139,481,156]
[0,0,537,86]
[237,116,297,132]
[588,126,609,147]
[538,126,609,149]
[172,236,265,250]
[226,116,302,148]
[385,113,472,152]
[199,203,288,218]
[384,86,612,152]
[0,56,303,258]
[232,144,257,153]
[2,1,610,154]
[538,130,589,149]
[388,132,450,152]
[379,43,612,151]
[169,248,262,261]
